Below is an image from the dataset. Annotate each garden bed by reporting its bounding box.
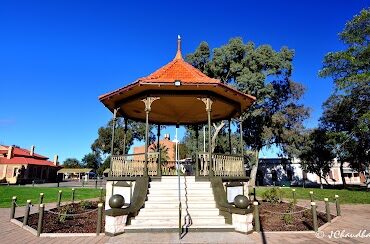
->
[17,201,104,233]
[259,202,334,231]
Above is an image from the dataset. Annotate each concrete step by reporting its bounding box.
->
[131,216,226,226]
[147,196,215,202]
[149,182,211,187]
[124,224,234,232]
[148,191,214,196]
[144,202,216,209]
[149,185,212,189]
[137,208,220,216]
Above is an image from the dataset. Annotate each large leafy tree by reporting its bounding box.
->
[181,125,241,157]
[319,8,370,185]
[319,8,370,92]
[91,118,156,175]
[63,158,81,168]
[91,118,155,156]
[81,152,102,171]
[149,143,171,161]
[186,38,309,185]
[299,129,335,189]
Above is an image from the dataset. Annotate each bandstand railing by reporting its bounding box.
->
[110,151,245,178]
[110,152,160,177]
[196,152,245,177]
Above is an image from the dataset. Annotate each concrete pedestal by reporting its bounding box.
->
[232,213,253,233]
[105,215,128,236]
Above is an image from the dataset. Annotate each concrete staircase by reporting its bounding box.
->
[125,176,234,232]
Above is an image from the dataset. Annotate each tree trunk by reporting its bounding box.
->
[249,150,259,187]
[323,176,331,186]
[319,176,323,189]
[339,161,346,188]
[211,121,225,152]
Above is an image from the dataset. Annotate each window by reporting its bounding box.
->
[13,168,18,177]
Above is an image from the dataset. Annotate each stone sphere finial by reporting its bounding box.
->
[234,195,250,209]
[109,194,125,209]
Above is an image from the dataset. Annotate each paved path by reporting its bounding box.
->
[1,200,369,243]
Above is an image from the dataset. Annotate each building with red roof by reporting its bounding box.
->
[0,145,60,184]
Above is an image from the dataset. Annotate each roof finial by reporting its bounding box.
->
[174,35,182,60]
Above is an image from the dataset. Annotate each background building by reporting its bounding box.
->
[133,134,175,161]
[257,157,365,187]
[0,145,60,184]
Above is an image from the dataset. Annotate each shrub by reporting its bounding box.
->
[283,213,293,225]
[80,200,95,209]
[302,209,311,219]
[262,187,284,203]
[57,205,73,223]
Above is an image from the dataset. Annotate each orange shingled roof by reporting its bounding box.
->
[138,57,219,84]
[138,36,219,84]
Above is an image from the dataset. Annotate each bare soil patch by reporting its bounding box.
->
[259,202,334,231]
[17,201,104,233]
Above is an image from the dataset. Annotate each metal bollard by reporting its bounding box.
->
[100,187,104,203]
[23,200,32,226]
[253,201,260,232]
[96,203,103,236]
[32,180,35,187]
[82,180,85,187]
[95,179,98,189]
[324,198,331,222]
[278,187,282,202]
[37,204,44,237]
[311,201,318,232]
[57,190,62,207]
[292,189,296,204]
[309,191,314,202]
[335,195,341,216]
[10,196,17,220]
[57,181,60,188]
[253,186,256,201]
[71,188,75,203]
[39,193,44,205]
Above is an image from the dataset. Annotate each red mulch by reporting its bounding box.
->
[17,201,104,233]
[258,202,335,231]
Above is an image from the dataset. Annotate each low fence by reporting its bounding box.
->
[9,188,105,237]
[252,191,341,232]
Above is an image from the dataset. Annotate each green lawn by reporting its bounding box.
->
[0,186,104,208]
[255,186,370,204]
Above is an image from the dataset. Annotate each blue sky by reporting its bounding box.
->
[0,1,368,162]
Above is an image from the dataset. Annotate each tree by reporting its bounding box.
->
[319,8,370,185]
[299,129,335,189]
[320,88,370,185]
[319,8,370,92]
[178,143,189,160]
[63,158,81,168]
[91,118,155,156]
[181,124,241,158]
[82,152,102,171]
[186,38,309,185]
[97,156,111,176]
[149,143,170,161]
